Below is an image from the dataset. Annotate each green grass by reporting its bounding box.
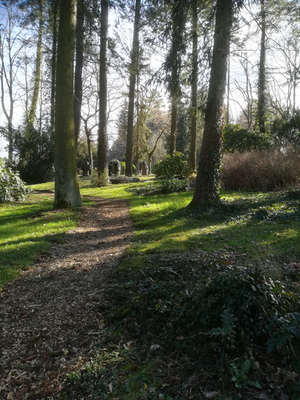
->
[121,189,300,266]
[30,180,300,265]
[2,178,300,398]
[0,189,93,288]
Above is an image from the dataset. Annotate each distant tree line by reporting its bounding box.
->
[0,0,300,206]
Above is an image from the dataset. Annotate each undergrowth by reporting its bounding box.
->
[62,252,300,399]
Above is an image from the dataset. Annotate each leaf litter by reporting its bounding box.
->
[0,197,134,399]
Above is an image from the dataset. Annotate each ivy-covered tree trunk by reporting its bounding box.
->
[50,0,59,133]
[189,0,233,207]
[98,0,109,176]
[28,0,44,127]
[190,0,198,171]
[125,0,141,176]
[169,96,177,155]
[167,1,188,156]
[54,0,81,208]
[257,0,266,134]
[74,0,84,146]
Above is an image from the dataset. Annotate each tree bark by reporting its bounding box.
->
[125,0,141,176]
[169,95,177,155]
[74,0,84,146]
[166,1,188,155]
[84,120,94,172]
[54,0,81,208]
[257,0,266,134]
[50,0,59,133]
[189,0,233,207]
[0,6,18,165]
[98,0,109,176]
[28,0,44,127]
[190,0,198,171]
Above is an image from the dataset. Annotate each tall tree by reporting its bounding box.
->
[98,0,109,176]
[256,0,266,133]
[74,0,84,145]
[189,0,237,206]
[0,2,25,164]
[125,0,141,176]
[165,0,188,155]
[27,0,45,126]
[54,0,81,208]
[49,0,59,132]
[190,0,198,171]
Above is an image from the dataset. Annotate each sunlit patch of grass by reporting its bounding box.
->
[126,189,300,263]
[81,183,134,200]
[0,191,85,289]
[29,181,55,191]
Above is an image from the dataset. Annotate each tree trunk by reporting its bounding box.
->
[98,0,109,176]
[28,0,44,127]
[166,2,188,155]
[226,43,230,124]
[125,0,141,176]
[169,95,177,155]
[257,0,266,134]
[147,126,166,173]
[0,8,16,166]
[50,0,59,133]
[74,0,84,146]
[189,0,233,207]
[54,0,81,208]
[190,0,198,171]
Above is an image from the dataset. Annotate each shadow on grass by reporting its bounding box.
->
[129,190,300,261]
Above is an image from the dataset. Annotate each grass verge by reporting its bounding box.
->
[0,188,93,289]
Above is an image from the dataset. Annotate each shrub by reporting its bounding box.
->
[223,124,270,153]
[14,126,54,184]
[197,268,279,347]
[92,170,109,187]
[153,152,190,179]
[222,150,300,191]
[0,160,30,202]
[126,178,190,196]
[76,140,97,175]
[271,111,300,150]
[108,256,283,356]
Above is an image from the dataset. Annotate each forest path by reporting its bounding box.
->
[0,197,134,399]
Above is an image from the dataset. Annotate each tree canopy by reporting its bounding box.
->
[0,0,300,205]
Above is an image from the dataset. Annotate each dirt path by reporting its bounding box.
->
[0,198,133,400]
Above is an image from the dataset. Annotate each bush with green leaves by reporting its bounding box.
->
[270,110,300,150]
[126,178,190,196]
[0,160,30,202]
[267,312,300,356]
[107,254,285,356]
[223,124,270,153]
[153,152,190,179]
[14,126,54,184]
